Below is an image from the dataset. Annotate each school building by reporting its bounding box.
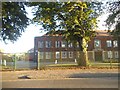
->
[33,30,119,62]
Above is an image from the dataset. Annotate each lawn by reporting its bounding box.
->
[47,62,119,68]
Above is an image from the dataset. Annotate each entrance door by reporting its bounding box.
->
[94,51,103,61]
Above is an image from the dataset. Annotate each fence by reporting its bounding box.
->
[0,50,119,70]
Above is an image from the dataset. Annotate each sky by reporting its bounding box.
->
[0,7,109,53]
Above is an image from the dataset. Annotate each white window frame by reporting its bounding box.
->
[38,41,44,48]
[39,52,44,59]
[45,52,51,59]
[69,52,73,58]
[113,40,118,47]
[55,41,60,48]
[94,39,101,48]
[114,51,119,59]
[106,40,112,47]
[61,41,67,47]
[61,51,67,58]
[107,51,113,59]
[56,52,60,59]
[68,43,73,48]
[45,41,51,48]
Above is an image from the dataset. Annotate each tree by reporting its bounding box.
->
[27,2,101,66]
[105,1,120,60]
[106,1,120,36]
[1,2,29,42]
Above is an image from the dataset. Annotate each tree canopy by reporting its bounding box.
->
[1,2,29,42]
[27,2,102,51]
[27,2,102,66]
[106,1,120,36]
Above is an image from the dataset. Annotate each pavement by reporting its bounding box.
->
[2,78,118,88]
[1,68,119,88]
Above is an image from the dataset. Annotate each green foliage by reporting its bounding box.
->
[106,1,120,36]
[27,2,102,66]
[1,2,29,42]
[28,2,100,51]
[105,1,120,58]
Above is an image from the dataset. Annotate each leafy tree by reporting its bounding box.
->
[1,2,29,42]
[27,2,101,66]
[106,1,120,36]
[105,1,120,60]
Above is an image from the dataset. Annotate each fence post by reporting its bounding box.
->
[55,60,57,64]
[3,60,6,66]
[37,51,40,70]
[0,59,2,65]
[12,55,16,71]
[75,59,77,63]
[14,55,16,71]
[93,51,95,62]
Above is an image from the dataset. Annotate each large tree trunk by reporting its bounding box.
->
[77,37,89,67]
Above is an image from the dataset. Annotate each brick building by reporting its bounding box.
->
[34,30,119,62]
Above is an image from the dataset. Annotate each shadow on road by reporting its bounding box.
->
[68,73,119,78]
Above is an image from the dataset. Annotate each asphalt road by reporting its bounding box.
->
[2,77,118,88]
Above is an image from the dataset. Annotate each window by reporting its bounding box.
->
[114,51,119,59]
[107,51,113,59]
[68,43,73,48]
[38,41,44,48]
[45,41,51,48]
[106,40,112,47]
[55,41,60,48]
[69,52,73,58]
[45,52,51,59]
[94,40,101,48]
[61,41,67,47]
[61,51,67,58]
[56,52,60,59]
[39,52,44,59]
[113,40,118,47]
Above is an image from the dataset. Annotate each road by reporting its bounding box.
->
[2,77,118,88]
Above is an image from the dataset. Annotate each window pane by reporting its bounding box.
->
[113,40,118,47]
[61,51,67,58]
[68,43,73,48]
[107,51,112,59]
[55,41,60,48]
[56,52,60,59]
[39,52,44,59]
[114,51,119,59]
[69,52,73,58]
[106,40,112,47]
[46,41,51,48]
[61,41,67,47]
[38,41,44,48]
[94,40,101,48]
[45,52,51,59]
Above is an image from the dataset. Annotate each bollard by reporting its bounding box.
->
[3,60,6,66]
[75,59,77,63]
[55,60,57,64]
